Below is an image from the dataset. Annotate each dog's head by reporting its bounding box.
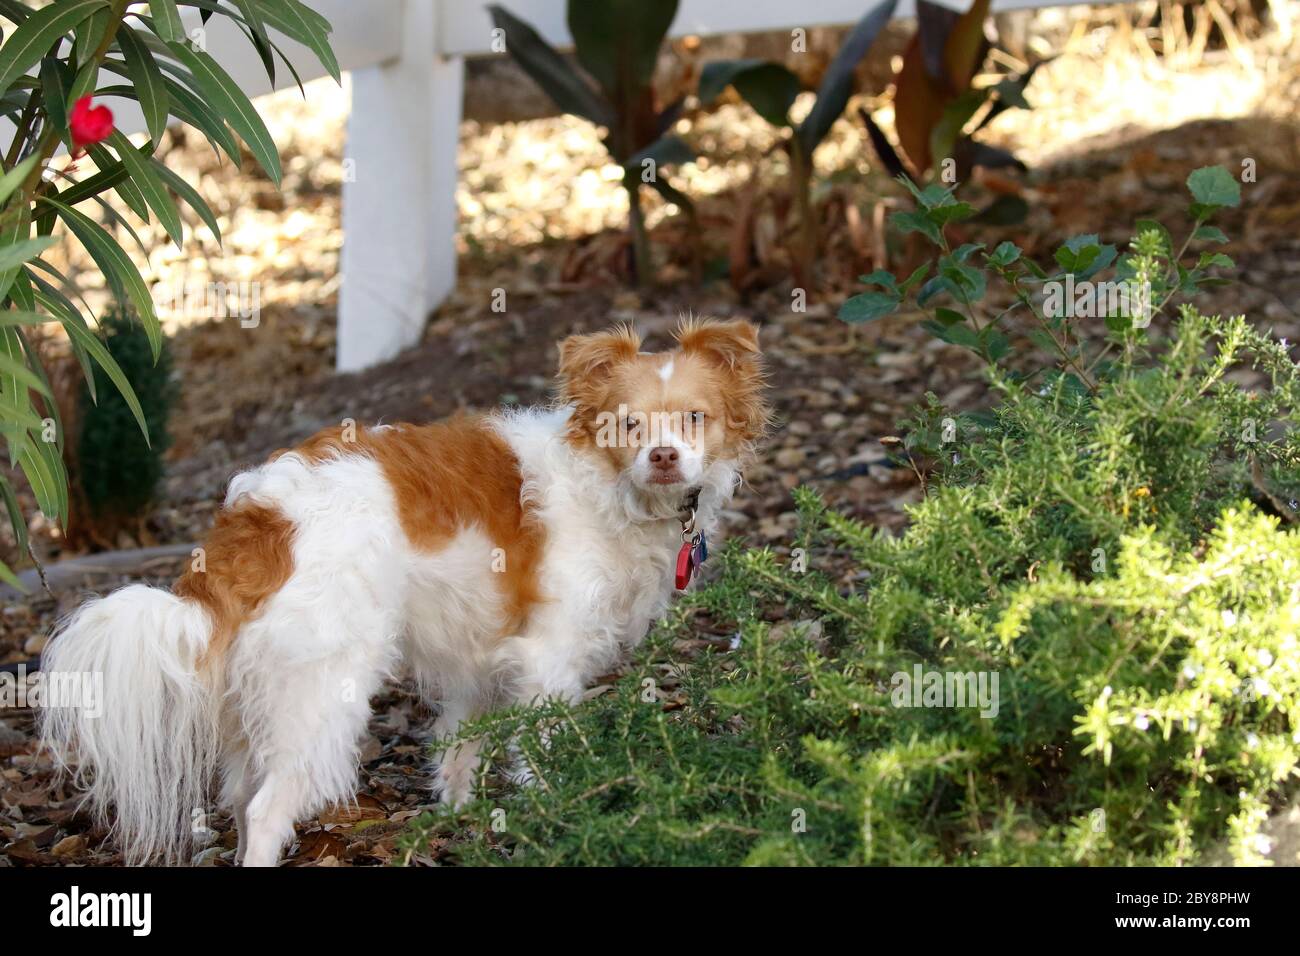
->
[557,318,768,496]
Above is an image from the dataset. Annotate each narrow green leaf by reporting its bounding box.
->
[39,195,162,360]
[0,0,108,94]
[231,0,276,86]
[74,7,111,66]
[118,24,170,146]
[39,55,72,140]
[61,313,151,445]
[148,0,186,43]
[0,202,31,303]
[0,154,40,207]
[87,142,150,222]
[260,0,340,82]
[17,429,68,524]
[166,41,282,185]
[0,555,22,591]
[0,235,56,273]
[150,157,222,244]
[107,129,184,249]
[0,474,27,552]
[0,347,51,398]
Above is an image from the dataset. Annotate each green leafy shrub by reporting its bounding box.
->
[74,309,173,539]
[401,169,1299,867]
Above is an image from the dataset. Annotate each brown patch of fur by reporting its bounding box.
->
[175,502,296,667]
[673,318,769,448]
[289,417,546,632]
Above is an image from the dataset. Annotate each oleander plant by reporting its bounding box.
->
[0,0,337,586]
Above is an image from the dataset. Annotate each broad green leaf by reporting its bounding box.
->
[40,196,162,359]
[1187,166,1240,210]
[892,209,941,245]
[839,289,899,324]
[487,4,614,129]
[167,41,282,184]
[699,59,799,126]
[988,241,1021,267]
[626,134,693,172]
[0,0,107,94]
[858,269,898,292]
[118,24,170,145]
[107,129,184,249]
[568,0,676,97]
[798,0,897,153]
[1194,225,1229,244]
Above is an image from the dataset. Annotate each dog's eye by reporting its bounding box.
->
[625,415,639,429]
[688,411,706,424]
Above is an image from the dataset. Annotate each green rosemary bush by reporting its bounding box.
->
[400,172,1299,868]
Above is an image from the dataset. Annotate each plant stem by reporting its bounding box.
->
[624,174,651,288]
[789,137,815,292]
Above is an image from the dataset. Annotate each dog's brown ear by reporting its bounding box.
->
[674,318,760,371]
[557,325,641,409]
[675,318,768,445]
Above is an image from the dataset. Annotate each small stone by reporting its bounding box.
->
[775,447,806,469]
[822,412,847,429]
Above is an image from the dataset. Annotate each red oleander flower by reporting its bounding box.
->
[69,96,114,149]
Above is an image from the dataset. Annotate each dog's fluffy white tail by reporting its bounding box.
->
[38,584,216,865]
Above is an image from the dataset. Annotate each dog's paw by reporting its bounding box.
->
[433,741,482,808]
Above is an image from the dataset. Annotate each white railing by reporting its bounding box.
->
[90,1,1098,370]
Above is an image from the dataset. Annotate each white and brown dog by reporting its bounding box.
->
[39,318,768,866]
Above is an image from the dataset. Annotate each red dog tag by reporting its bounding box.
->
[675,539,695,590]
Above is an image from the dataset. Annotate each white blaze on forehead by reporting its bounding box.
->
[658,357,674,382]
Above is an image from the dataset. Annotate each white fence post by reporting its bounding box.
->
[337,0,464,373]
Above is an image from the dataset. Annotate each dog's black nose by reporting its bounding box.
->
[649,446,679,469]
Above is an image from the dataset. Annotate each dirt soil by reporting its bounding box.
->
[2,11,1299,865]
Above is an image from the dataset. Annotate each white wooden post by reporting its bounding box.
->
[337,0,465,372]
